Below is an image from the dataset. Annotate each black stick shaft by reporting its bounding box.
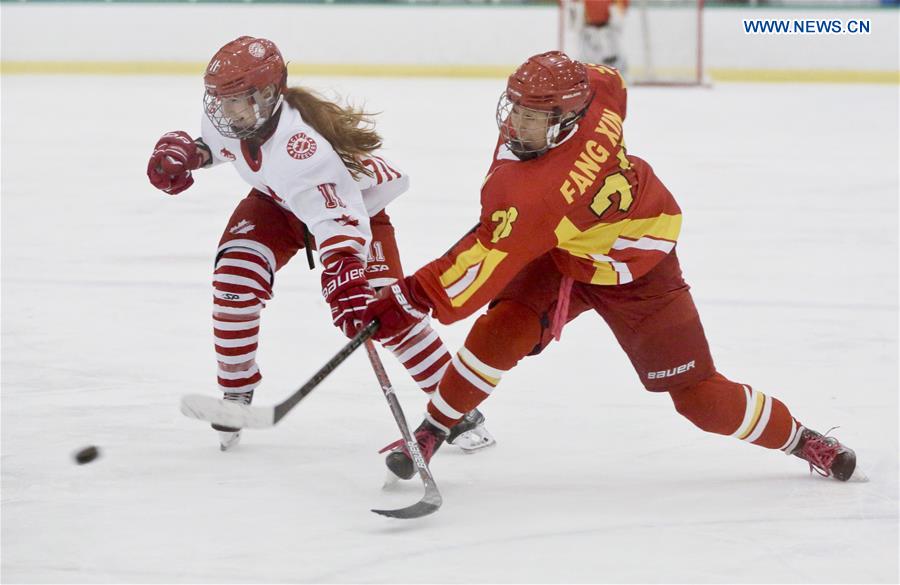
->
[364,340,441,491]
[272,320,379,424]
[365,340,442,518]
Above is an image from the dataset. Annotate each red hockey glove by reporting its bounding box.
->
[147,131,204,195]
[321,255,374,338]
[363,276,431,342]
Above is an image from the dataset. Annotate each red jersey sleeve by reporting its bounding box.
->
[576,64,627,124]
[412,168,559,324]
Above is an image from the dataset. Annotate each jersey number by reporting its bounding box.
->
[491,207,518,243]
[590,172,633,219]
[368,241,385,263]
[318,184,346,209]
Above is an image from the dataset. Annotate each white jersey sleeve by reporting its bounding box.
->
[199,113,234,168]
[356,155,410,216]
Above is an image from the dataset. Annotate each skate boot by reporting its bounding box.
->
[380,419,447,480]
[212,390,253,452]
[790,427,857,481]
[448,408,496,452]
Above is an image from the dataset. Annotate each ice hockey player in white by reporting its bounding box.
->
[146,36,494,452]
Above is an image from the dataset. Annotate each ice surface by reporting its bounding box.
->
[2,76,898,583]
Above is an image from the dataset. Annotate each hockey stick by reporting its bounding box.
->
[179,320,379,429]
[364,340,442,519]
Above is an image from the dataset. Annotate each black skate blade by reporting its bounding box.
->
[371,501,441,519]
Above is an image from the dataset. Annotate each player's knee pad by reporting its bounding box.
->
[212,246,275,319]
[668,372,746,435]
[465,300,543,371]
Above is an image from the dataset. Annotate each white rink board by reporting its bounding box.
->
[1,3,898,72]
[1,75,898,583]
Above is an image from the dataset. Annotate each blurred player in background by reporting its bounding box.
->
[365,51,859,483]
[147,36,494,452]
[579,0,629,75]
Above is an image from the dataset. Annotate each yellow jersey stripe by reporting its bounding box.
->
[449,249,508,307]
[440,240,490,288]
[589,261,620,285]
[555,213,682,259]
[438,240,509,308]
[555,213,682,284]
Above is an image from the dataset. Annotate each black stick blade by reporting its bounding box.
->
[371,500,441,519]
[371,485,442,519]
[372,490,444,520]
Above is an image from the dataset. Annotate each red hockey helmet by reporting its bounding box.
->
[506,51,592,114]
[496,51,593,159]
[203,36,287,139]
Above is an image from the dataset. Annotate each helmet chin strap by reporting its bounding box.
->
[544,120,563,149]
[247,92,283,135]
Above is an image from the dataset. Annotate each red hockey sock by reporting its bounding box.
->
[669,372,804,452]
[426,300,541,431]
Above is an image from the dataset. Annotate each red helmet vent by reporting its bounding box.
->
[505,51,591,116]
[204,36,286,98]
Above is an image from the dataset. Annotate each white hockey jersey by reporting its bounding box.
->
[200,104,408,265]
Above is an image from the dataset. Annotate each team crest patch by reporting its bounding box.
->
[249,42,266,59]
[220,147,236,161]
[287,132,317,160]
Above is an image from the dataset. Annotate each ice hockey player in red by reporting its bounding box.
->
[365,51,859,482]
[146,36,493,452]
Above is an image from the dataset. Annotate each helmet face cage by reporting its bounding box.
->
[497,51,593,160]
[202,36,286,140]
[496,92,563,160]
[204,86,282,140]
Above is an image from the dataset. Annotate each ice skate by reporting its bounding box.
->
[380,419,447,480]
[212,390,254,452]
[791,427,859,481]
[448,408,496,453]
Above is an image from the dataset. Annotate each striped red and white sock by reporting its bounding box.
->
[212,247,273,394]
[381,319,451,396]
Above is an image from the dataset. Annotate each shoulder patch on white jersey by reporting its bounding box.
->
[286,132,318,160]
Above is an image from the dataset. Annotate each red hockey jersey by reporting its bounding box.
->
[414,65,682,324]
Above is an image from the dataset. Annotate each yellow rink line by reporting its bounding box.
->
[0,62,511,78]
[710,68,899,84]
[1,61,898,84]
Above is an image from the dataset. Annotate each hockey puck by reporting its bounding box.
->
[74,445,100,465]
